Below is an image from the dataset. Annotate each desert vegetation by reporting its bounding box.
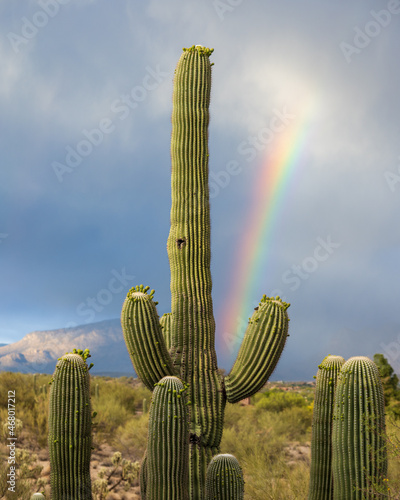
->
[1,364,400,499]
[0,371,313,499]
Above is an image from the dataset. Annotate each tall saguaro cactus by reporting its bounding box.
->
[121,45,290,499]
[308,355,345,500]
[332,356,387,499]
[48,349,93,500]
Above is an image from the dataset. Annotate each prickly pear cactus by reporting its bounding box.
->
[308,355,345,500]
[332,356,387,499]
[48,348,93,500]
[121,45,290,499]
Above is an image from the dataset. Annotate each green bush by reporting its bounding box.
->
[255,390,308,412]
[221,403,312,500]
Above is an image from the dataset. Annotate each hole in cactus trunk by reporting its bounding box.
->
[189,433,201,445]
[176,238,186,249]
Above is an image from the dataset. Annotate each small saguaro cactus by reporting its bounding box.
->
[205,454,244,500]
[33,373,38,395]
[48,348,93,500]
[143,376,189,499]
[308,355,345,500]
[332,356,387,499]
[121,45,290,499]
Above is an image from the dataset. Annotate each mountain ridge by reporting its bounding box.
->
[0,319,135,376]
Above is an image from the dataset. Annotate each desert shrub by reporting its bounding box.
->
[221,402,311,500]
[255,390,308,412]
[91,378,151,442]
[113,414,150,461]
[0,447,44,500]
[0,372,51,448]
[0,372,36,411]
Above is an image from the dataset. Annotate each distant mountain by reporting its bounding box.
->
[0,319,135,376]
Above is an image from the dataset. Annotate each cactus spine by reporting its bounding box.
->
[308,355,345,500]
[121,45,290,499]
[144,376,189,499]
[205,454,244,500]
[48,349,93,500]
[332,356,387,499]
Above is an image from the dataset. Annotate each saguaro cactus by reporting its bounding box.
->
[121,45,290,498]
[332,356,387,499]
[144,376,189,499]
[205,454,244,500]
[48,349,93,500]
[308,355,345,500]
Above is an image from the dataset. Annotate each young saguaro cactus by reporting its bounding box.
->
[48,348,93,500]
[143,376,189,499]
[308,355,345,500]
[205,454,244,500]
[121,45,290,499]
[332,356,387,499]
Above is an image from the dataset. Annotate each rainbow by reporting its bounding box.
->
[217,101,316,355]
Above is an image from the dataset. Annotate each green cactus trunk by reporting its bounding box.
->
[205,454,244,499]
[167,45,226,498]
[121,45,290,499]
[308,355,345,500]
[144,376,189,499]
[48,351,93,500]
[332,356,387,499]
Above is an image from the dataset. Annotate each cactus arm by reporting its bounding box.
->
[332,356,387,499]
[205,454,244,500]
[146,376,190,499]
[224,296,290,404]
[121,285,176,391]
[308,355,345,500]
[160,312,173,351]
[48,350,92,500]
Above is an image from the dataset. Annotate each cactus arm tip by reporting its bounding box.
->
[121,285,176,391]
[224,295,290,404]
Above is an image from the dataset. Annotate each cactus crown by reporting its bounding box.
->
[183,45,214,57]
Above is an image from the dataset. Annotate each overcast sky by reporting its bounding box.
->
[1,0,400,379]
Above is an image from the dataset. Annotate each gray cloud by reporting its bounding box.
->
[1,1,399,378]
